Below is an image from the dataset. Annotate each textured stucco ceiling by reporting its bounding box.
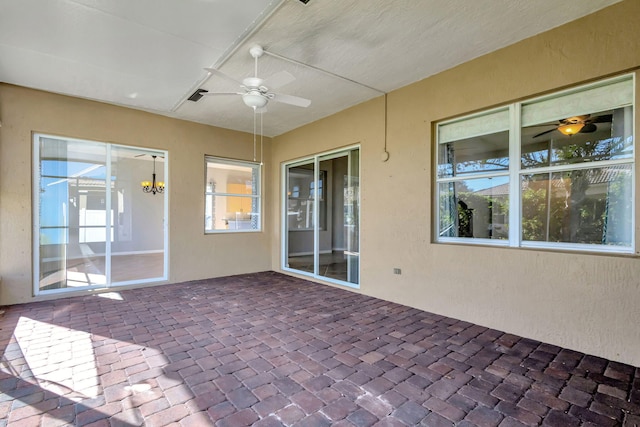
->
[0,0,622,136]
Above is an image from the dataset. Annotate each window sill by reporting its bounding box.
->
[434,238,637,257]
[205,229,262,234]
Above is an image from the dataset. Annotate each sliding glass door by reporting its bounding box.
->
[285,160,318,275]
[110,146,166,284]
[34,134,168,294]
[37,138,108,289]
[283,146,359,287]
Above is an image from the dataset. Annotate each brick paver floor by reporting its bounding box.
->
[0,271,638,426]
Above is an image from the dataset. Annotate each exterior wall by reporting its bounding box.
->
[270,0,640,366]
[0,85,272,305]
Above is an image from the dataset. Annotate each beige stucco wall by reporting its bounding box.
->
[0,85,272,305]
[270,0,640,366]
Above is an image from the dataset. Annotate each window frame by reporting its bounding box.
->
[204,156,262,234]
[436,106,513,246]
[435,73,635,254]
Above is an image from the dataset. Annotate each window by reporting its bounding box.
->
[436,74,634,253]
[438,108,511,240]
[34,134,168,294]
[205,157,261,232]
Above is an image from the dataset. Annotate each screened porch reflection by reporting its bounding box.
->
[37,137,166,292]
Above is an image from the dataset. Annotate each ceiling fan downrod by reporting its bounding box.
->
[249,45,264,78]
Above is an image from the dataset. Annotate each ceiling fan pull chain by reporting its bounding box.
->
[253,106,257,162]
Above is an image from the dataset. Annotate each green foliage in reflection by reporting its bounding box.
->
[521,187,547,241]
[439,185,509,239]
[521,135,633,245]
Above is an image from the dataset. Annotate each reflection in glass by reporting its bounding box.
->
[317,153,360,285]
[38,138,107,290]
[521,107,633,169]
[110,147,165,283]
[439,177,509,239]
[37,136,167,292]
[521,165,632,246]
[287,167,326,231]
[286,162,316,275]
[344,150,359,285]
[438,131,509,178]
[206,195,259,230]
[205,160,260,232]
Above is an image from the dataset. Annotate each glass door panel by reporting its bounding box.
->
[316,149,360,284]
[317,154,346,281]
[286,161,317,275]
[38,137,107,291]
[110,147,166,284]
[345,149,360,284]
[35,134,168,294]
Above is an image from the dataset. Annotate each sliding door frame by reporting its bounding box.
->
[32,133,169,296]
[281,144,360,289]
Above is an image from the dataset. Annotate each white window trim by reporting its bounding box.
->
[435,73,635,254]
[204,156,262,234]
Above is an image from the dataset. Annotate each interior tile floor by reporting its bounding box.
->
[287,251,349,281]
[40,253,165,291]
[0,272,638,427]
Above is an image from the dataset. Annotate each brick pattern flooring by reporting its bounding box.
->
[0,271,638,426]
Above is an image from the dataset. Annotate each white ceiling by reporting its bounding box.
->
[0,0,622,137]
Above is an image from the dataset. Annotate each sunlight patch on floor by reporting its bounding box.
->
[7,316,100,399]
[97,291,124,300]
[67,270,106,287]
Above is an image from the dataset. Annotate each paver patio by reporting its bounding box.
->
[0,271,638,426]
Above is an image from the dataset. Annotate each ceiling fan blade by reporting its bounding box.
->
[204,68,243,86]
[580,123,598,133]
[590,114,613,123]
[263,71,296,89]
[532,128,557,138]
[271,92,311,108]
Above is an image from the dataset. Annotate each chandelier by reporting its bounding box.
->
[141,155,165,195]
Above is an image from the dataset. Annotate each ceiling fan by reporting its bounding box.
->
[533,114,612,138]
[202,45,311,111]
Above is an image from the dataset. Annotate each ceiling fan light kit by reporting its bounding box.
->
[243,92,269,109]
[557,122,584,136]
[532,113,612,138]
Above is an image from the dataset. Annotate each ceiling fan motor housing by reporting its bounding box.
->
[243,77,264,89]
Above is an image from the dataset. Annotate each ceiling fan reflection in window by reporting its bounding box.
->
[202,45,311,111]
[533,114,612,138]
